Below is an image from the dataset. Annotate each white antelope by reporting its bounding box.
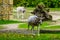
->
[16,7,26,19]
[28,15,43,35]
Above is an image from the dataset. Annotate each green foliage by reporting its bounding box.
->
[13,0,60,8]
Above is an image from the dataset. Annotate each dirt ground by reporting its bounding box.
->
[50,11,60,20]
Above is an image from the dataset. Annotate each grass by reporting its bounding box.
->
[0,26,4,29]
[18,23,28,28]
[40,34,60,40]
[0,20,21,25]
[41,25,60,30]
[18,21,60,30]
[18,21,50,29]
[27,7,60,11]
[50,8,60,11]
[26,7,60,11]
[0,33,60,40]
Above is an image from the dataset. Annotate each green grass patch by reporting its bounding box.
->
[18,21,50,29]
[0,20,21,25]
[0,26,4,29]
[40,34,60,40]
[18,21,60,30]
[41,25,60,30]
[27,7,60,11]
[0,33,60,40]
[50,8,60,11]
[26,7,60,11]
[18,23,28,28]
